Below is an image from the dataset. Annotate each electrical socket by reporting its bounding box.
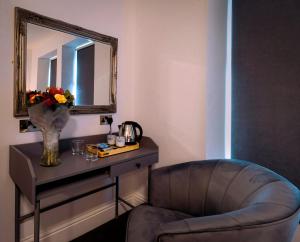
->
[19,119,40,133]
[100,115,112,125]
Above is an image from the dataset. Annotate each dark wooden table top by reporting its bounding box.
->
[11,135,158,185]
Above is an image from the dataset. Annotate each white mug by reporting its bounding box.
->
[116,136,125,147]
[107,134,116,145]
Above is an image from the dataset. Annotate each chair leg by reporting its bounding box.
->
[148,165,152,204]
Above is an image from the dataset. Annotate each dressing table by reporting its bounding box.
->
[10,134,159,242]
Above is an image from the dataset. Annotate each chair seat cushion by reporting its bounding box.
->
[126,205,192,242]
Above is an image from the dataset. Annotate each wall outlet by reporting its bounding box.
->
[100,115,112,125]
[19,119,40,133]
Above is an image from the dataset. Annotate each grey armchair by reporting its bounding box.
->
[126,159,300,242]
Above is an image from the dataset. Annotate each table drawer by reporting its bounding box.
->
[110,154,158,177]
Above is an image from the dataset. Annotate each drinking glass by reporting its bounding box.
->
[71,139,85,155]
[84,148,98,161]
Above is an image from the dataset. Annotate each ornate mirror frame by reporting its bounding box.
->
[14,7,117,117]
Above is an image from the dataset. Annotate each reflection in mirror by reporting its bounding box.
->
[26,23,111,106]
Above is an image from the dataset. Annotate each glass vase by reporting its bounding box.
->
[41,128,61,166]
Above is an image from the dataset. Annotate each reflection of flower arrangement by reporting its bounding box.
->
[26,87,74,110]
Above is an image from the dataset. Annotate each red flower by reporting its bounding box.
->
[44,97,56,107]
[47,87,64,96]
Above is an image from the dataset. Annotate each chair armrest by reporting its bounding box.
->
[156,205,299,242]
[157,213,239,236]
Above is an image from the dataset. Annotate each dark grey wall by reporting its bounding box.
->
[232,0,300,187]
[77,44,95,105]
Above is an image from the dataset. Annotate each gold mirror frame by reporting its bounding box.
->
[14,7,117,117]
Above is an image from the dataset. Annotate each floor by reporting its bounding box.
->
[71,212,129,242]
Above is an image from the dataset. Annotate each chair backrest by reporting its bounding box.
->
[150,159,300,222]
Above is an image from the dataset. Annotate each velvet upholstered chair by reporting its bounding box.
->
[126,159,300,242]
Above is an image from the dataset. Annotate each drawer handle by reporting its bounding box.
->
[136,163,141,168]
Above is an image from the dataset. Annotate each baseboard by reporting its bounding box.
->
[21,192,146,242]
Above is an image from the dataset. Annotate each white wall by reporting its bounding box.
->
[27,25,75,90]
[0,0,229,241]
[131,0,207,167]
[131,0,228,167]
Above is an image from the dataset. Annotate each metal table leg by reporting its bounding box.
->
[34,200,40,242]
[115,176,119,218]
[148,165,152,204]
[15,185,20,242]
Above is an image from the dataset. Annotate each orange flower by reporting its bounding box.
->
[29,94,42,104]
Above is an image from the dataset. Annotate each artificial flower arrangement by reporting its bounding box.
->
[26,87,74,110]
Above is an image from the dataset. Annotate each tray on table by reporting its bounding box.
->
[86,142,140,158]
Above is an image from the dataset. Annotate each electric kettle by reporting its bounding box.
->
[119,121,143,145]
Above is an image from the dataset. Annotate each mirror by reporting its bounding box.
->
[14,7,117,117]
